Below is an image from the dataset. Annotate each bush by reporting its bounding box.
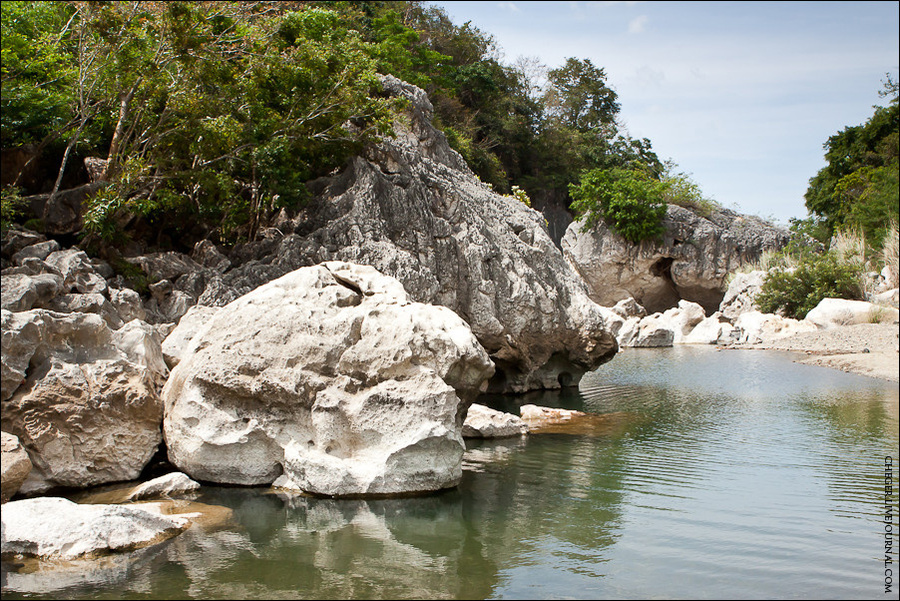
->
[756,251,865,319]
[569,167,668,243]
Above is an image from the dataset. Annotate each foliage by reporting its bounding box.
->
[0,1,75,148]
[1,186,26,229]
[569,167,669,243]
[756,249,865,319]
[1,0,702,250]
[804,75,900,249]
[508,185,531,207]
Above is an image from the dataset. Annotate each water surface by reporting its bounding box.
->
[3,347,897,599]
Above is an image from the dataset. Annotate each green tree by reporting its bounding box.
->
[544,57,620,133]
[569,167,669,243]
[804,76,899,248]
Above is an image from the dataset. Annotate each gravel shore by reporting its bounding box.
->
[737,322,900,382]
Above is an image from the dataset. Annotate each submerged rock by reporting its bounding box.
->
[163,261,494,496]
[0,497,188,560]
[462,404,529,438]
[125,472,200,501]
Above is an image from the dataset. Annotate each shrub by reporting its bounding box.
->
[756,251,865,319]
[569,167,668,243]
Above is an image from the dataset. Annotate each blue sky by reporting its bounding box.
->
[433,1,900,225]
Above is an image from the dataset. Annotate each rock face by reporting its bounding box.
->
[0,496,188,560]
[462,404,528,438]
[562,205,792,314]
[1,309,165,492]
[189,75,617,393]
[162,262,494,497]
[1,431,32,503]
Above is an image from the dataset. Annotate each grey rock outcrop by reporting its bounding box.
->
[162,262,494,496]
[1,431,32,503]
[1,309,165,492]
[186,75,617,392]
[562,205,792,314]
[719,270,767,322]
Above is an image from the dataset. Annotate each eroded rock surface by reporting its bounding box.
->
[563,206,792,314]
[1,310,165,492]
[163,262,494,496]
[0,497,188,560]
[189,75,617,392]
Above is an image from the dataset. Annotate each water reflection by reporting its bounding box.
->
[2,347,897,600]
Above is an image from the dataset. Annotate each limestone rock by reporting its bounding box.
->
[44,248,107,295]
[1,431,32,503]
[0,497,188,560]
[719,270,767,322]
[804,298,900,329]
[109,287,147,323]
[519,405,586,426]
[462,404,528,438]
[1,273,38,311]
[161,304,219,368]
[193,75,617,393]
[563,206,792,314]
[47,292,124,329]
[11,240,60,264]
[26,182,105,235]
[125,472,200,501]
[731,310,818,345]
[163,262,494,496]
[682,312,735,345]
[1,310,164,492]
[628,313,676,348]
[663,300,706,344]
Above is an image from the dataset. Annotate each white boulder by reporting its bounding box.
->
[805,298,900,329]
[163,262,494,497]
[462,404,528,438]
[0,497,188,560]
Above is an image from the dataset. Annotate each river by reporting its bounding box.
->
[2,346,898,599]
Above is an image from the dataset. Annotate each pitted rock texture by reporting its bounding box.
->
[162,262,494,497]
[193,75,617,393]
[562,205,793,314]
[1,309,165,492]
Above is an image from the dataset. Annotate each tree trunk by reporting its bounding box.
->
[103,80,141,180]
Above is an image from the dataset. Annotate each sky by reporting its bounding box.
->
[432,1,900,225]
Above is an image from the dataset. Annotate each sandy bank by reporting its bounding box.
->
[737,322,900,382]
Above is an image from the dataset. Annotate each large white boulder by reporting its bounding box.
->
[732,310,817,344]
[804,298,900,329]
[0,497,188,560]
[163,262,494,497]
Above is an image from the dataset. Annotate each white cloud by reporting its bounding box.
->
[628,15,648,33]
[498,2,520,12]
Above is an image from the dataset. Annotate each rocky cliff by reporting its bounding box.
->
[562,204,792,314]
[182,76,618,392]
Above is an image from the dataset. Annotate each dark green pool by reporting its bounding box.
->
[3,347,898,599]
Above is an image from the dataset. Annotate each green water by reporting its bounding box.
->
[3,347,898,599]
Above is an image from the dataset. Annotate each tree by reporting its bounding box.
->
[569,167,669,243]
[804,76,899,248]
[544,58,620,133]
